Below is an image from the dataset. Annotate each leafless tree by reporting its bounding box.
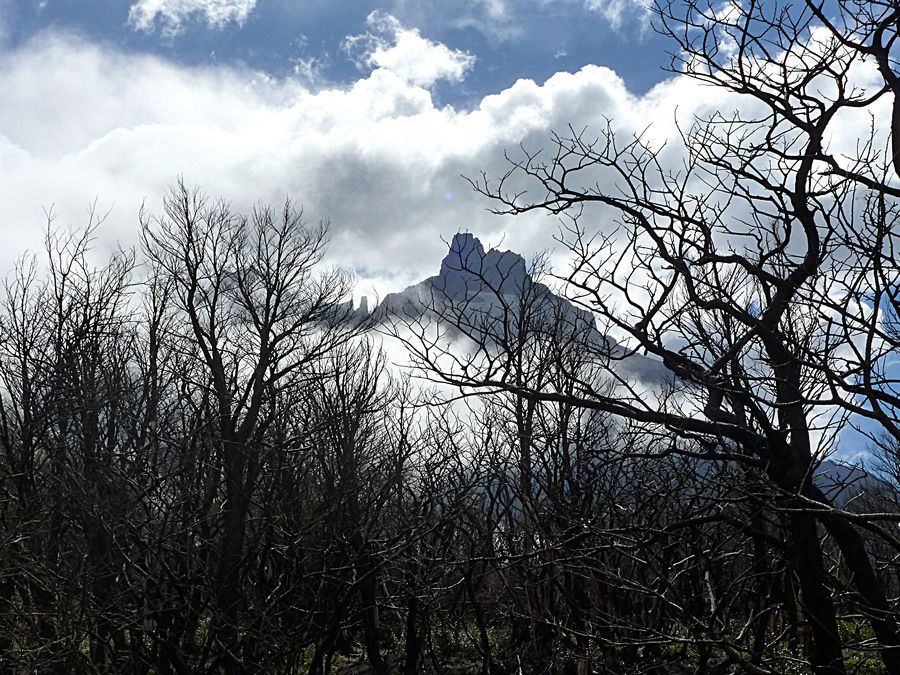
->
[386,1,900,672]
[139,181,367,672]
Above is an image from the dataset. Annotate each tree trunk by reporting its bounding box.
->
[403,587,422,675]
[358,558,388,675]
[465,572,494,675]
[787,507,846,674]
[216,437,249,675]
[809,486,900,674]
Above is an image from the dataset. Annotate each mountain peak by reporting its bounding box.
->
[377,232,668,383]
[440,232,486,277]
[438,232,529,296]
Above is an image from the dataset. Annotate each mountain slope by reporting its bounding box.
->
[378,232,668,383]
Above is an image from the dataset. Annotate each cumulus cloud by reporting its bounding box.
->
[343,11,476,87]
[0,26,884,310]
[0,31,726,300]
[128,0,257,35]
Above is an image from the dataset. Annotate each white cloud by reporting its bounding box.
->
[0,28,884,311]
[473,0,508,20]
[128,0,256,35]
[343,11,476,87]
[450,0,521,41]
[386,0,532,43]
[0,32,721,301]
[584,0,650,32]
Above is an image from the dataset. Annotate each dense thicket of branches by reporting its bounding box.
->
[2,1,900,674]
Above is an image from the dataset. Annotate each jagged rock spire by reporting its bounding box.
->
[437,232,530,297]
[440,232,486,277]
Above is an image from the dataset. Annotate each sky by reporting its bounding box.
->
[0,0,686,298]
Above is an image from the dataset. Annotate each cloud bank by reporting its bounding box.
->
[0,25,740,297]
[0,15,883,305]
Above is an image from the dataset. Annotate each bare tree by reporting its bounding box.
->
[140,181,364,672]
[386,1,900,672]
